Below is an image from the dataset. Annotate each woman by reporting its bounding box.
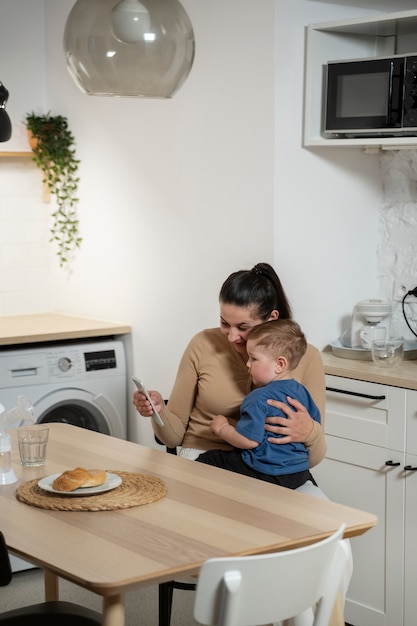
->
[133,262,326,467]
[134,266,352,624]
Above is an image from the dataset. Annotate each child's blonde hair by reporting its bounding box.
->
[247,319,307,370]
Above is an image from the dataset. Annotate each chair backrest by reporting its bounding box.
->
[194,524,348,626]
[0,532,13,587]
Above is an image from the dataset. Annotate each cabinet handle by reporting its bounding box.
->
[326,387,386,401]
[385,460,401,466]
[404,465,417,471]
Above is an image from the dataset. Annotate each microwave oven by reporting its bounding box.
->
[324,54,417,138]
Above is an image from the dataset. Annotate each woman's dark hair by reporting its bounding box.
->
[219,262,292,320]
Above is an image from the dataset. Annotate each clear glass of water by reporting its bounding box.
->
[371,338,404,368]
[17,424,49,467]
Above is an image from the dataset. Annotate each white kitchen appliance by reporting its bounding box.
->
[331,299,394,360]
[332,299,417,360]
[348,299,392,348]
[0,339,127,439]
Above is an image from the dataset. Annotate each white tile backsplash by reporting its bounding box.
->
[379,151,417,341]
[0,159,50,315]
[0,160,42,196]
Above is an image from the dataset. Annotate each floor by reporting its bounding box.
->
[1,566,199,625]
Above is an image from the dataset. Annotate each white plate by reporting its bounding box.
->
[38,472,122,496]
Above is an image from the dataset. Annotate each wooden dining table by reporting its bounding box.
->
[1,423,377,626]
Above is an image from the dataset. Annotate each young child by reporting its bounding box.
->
[196,319,321,489]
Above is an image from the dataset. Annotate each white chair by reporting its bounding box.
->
[194,524,348,626]
[296,481,353,605]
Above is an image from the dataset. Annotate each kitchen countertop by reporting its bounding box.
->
[0,313,131,346]
[322,348,417,391]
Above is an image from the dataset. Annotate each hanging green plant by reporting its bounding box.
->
[25,112,82,267]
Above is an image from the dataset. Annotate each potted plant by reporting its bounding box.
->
[25,112,82,267]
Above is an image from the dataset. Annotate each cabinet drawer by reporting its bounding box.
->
[326,375,406,450]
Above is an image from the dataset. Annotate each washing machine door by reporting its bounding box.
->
[34,389,125,439]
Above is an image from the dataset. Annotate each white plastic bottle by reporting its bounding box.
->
[0,432,17,485]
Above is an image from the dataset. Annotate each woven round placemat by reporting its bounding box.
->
[16,471,167,512]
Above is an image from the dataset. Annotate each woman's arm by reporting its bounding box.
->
[132,337,202,448]
[132,388,185,447]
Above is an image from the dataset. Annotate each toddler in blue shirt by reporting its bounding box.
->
[196,319,321,489]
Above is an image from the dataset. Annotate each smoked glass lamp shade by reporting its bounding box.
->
[63,0,195,98]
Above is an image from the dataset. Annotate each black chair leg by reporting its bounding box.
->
[155,433,194,626]
[159,581,174,626]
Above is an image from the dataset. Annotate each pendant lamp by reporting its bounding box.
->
[0,82,11,142]
[63,0,195,98]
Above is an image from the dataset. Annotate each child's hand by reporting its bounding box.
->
[210,414,229,435]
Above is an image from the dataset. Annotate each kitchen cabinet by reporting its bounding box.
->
[404,392,417,626]
[313,373,417,626]
[304,9,417,150]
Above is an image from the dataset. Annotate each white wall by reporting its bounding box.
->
[6,0,276,446]
[1,0,416,446]
[0,0,49,314]
[273,0,417,348]
[274,0,384,349]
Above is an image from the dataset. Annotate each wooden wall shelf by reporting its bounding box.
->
[0,150,49,201]
[0,151,33,158]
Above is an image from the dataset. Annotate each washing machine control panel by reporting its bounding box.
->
[0,341,123,388]
[47,348,117,379]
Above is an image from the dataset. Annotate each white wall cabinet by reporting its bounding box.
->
[304,10,417,150]
[313,375,417,626]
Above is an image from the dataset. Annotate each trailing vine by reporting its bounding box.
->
[25,112,82,267]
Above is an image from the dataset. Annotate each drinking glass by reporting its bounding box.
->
[371,338,404,368]
[17,424,49,466]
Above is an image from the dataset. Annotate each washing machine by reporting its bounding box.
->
[0,338,127,438]
[0,338,128,571]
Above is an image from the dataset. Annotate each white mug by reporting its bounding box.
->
[360,325,387,350]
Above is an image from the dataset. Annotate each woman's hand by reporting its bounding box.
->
[265,396,315,444]
[133,389,164,417]
[210,414,229,435]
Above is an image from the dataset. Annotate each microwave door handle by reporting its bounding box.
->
[386,61,402,125]
[386,61,394,124]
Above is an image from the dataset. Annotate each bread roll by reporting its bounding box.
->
[52,467,107,492]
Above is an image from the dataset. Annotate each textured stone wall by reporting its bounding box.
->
[378,151,417,342]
